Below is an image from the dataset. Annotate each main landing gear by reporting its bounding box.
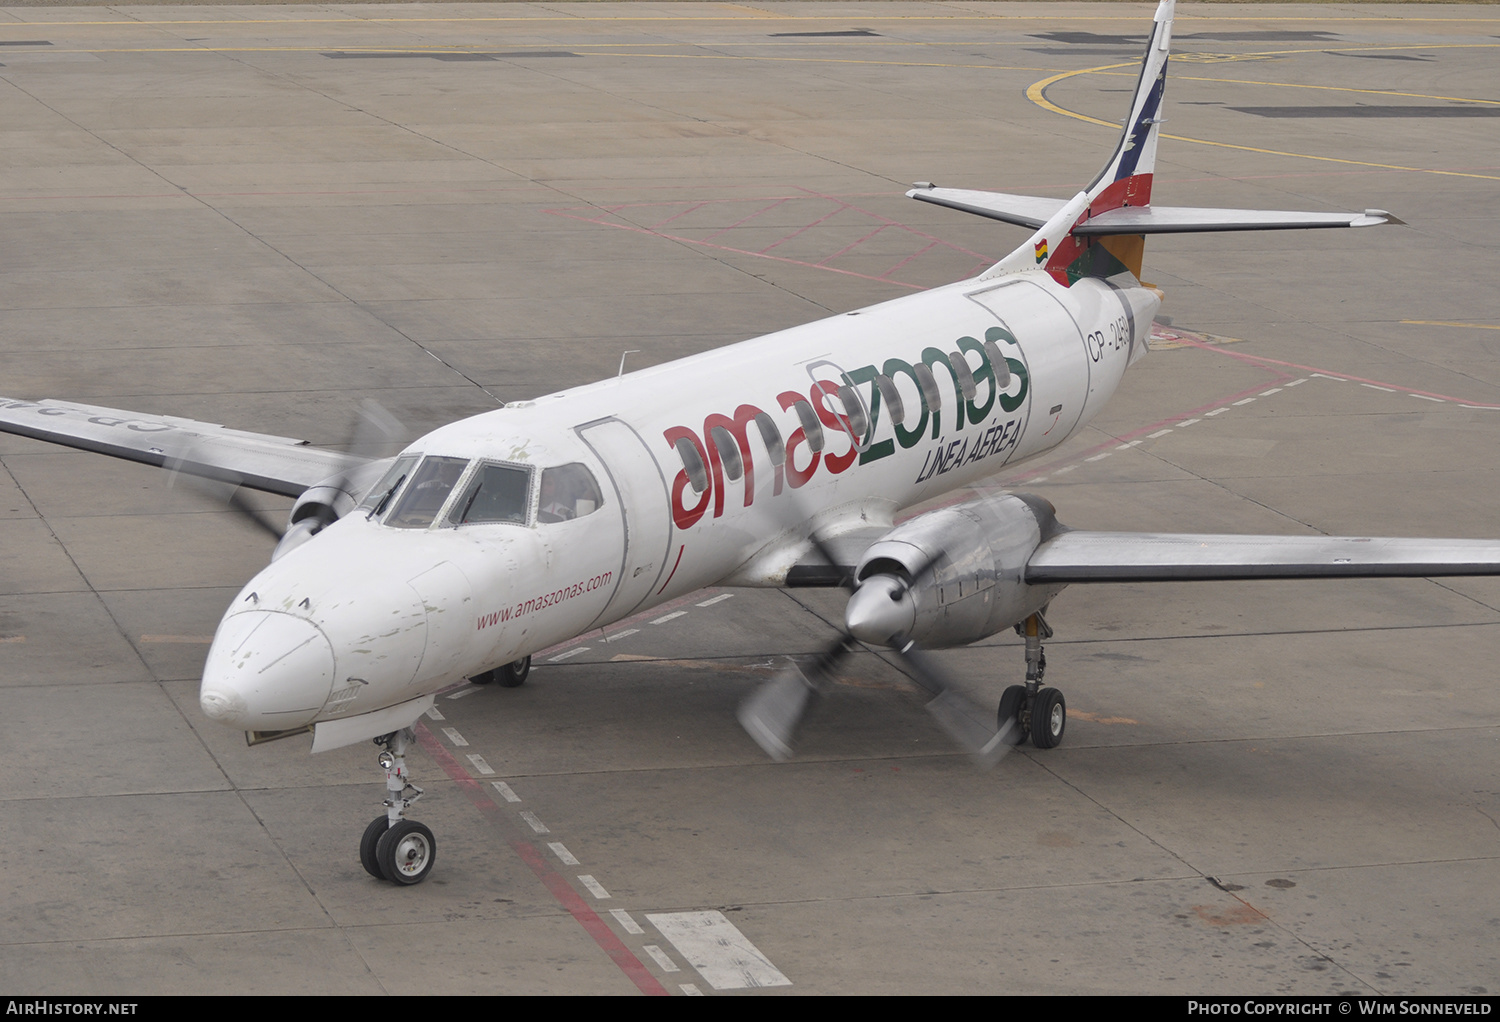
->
[468,655,531,688]
[360,727,436,885]
[998,612,1066,749]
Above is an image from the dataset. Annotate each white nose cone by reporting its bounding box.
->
[199,611,336,730]
[844,575,916,648]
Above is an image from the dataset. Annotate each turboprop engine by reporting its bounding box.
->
[272,459,392,560]
[844,492,1068,650]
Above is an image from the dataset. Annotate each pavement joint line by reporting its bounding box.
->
[492,781,522,803]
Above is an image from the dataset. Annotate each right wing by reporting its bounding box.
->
[1026,532,1500,584]
[0,396,361,498]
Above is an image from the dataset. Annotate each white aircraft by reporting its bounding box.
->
[3,0,1497,886]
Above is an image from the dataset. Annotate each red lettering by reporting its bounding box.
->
[663,426,712,530]
[811,381,857,474]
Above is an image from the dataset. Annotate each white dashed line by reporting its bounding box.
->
[1147,428,1173,438]
[550,646,589,662]
[578,875,611,899]
[441,727,468,747]
[1361,383,1396,392]
[643,945,680,973]
[696,593,734,607]
[647,911,792,990]
[1410,393,1444,402]
[491,781,522,803]
[1053,464,1077,475]
[1312,373,1346,382]
[1285,378,1308,387]
[520,811,550,834]
[604,629,639,642]
[447,687,479,700]
[466,754,494,776]
[1459,404,1500,410]
[611,909,645,935]
[425,706,445,721]
[1204,408,1229,417]
[1116,440,1143,449]
[1177,417,1201,427]
[1232,398,1256,406]
[652,611,688,625]
[548,841,580,866]
[1085,452,1111,462]
[680,984,704,996]
[1258,388,1282,396]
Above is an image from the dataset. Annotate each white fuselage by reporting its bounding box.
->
[197,270,1159,734]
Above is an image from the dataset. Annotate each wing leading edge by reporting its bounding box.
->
[0,396,360,498]
[1026,532,1500,584]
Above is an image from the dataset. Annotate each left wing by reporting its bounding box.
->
[0,396,360,497]
[1026,532,1500,583]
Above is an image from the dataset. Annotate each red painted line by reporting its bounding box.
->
[759,200,848,255]
[816,222,891,266]
[699,196,790,243]
[413,724,669,996]
[646,200,708,230]
[879,239,938,280]
[1178,336,1500,408]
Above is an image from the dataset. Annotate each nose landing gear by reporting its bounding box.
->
[359,727,436,884]
[998,612,1066,749]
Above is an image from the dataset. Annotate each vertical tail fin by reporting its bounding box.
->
[985,0,1174,285]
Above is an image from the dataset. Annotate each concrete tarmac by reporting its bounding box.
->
[1,1,1498,996]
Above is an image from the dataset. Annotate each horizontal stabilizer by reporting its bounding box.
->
[1026,532,1500,584]
[907,186,1068,230]
[1073,206,1402,235]
[0,396,360,498]
[908,185,1400,236]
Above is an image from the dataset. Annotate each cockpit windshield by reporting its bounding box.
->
[451,463,532,525]
[386,456,469,529]
[359,454,418,518]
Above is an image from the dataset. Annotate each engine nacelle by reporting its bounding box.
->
[273,459,392,561]
[845,492,1066,649]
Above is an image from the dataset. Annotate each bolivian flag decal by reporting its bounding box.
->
[1034,239,1048,264]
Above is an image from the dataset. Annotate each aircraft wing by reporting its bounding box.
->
[0,396,359,498]
[1026,532,1500,584]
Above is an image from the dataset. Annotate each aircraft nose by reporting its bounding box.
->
[845,574,917,648]
[199,611,336,730]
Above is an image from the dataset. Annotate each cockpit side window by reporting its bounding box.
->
[538,463,605,524]
[359,454,419,516]
[386,456,470,529]
[452,463,532,526]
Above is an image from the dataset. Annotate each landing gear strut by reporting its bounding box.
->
[998,612,1066,749]
[360,727,436,885]
[468,654,531,687]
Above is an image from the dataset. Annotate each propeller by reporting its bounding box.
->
[165,399,405,554]
[737,526,1016,768]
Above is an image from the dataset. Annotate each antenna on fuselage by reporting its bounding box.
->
[618,350,641,377]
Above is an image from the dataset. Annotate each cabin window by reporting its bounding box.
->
[947,350,978,401]
[452,462,533,526]
[836,384,870,442]
[359,454,419,516]
[754,412,785,467]
[538,463,605,524]
[913,362,943,414]
[709,425,743,482]
[982,339,1012,388]
[875,374,906,426]
[674,436,709,494]
[788,397,824,453]
[386,456,470,529]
